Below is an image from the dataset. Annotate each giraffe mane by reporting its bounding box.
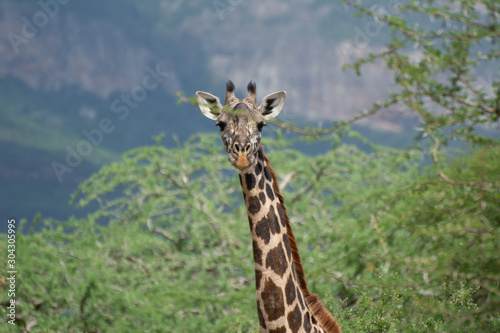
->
[261,145,341,333]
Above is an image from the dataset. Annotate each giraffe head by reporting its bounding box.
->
[196,80,286,171]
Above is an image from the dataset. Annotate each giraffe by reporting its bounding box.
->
[196,80,341,333]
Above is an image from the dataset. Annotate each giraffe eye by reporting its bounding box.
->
[215,121,227,131]
[257,122,266,132]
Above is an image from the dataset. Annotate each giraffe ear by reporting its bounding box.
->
[259,91,286,120]
[196,91,222,120]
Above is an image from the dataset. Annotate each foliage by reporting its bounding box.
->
[324,145,500,332]
[2,134,257,332]
[325,2,500,329]
[1,132,499,332]
[340,0,499,146]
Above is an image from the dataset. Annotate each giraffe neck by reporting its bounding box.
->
[238,146,340,333]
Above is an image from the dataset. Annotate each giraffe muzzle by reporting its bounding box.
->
[231,142,252,170]
[235,154,250,170]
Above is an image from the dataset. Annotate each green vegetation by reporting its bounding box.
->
[2,132,498,332]
[2,0,499,332]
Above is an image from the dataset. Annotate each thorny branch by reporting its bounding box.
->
[343,0,500,40]
[431,135,493,189]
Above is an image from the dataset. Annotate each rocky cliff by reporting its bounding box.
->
[1,0,396,123]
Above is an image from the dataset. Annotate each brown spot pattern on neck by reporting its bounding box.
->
[260,145,341,333]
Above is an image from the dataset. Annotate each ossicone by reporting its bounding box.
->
[246,81,257,105]
[226,80,235,92]
[247,81,256,94]
[225,80,236,105]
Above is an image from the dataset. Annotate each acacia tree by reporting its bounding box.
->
[258,1,499,141]
[341,0,499,142]
[324,1,500,331]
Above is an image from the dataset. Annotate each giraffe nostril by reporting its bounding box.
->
[233,142,251,155]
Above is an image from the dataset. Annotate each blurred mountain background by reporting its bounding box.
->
[0,0,452,222]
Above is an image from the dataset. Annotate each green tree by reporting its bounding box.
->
[330,0,500,331]
[341,0,499,145]
[5,131,498,332]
